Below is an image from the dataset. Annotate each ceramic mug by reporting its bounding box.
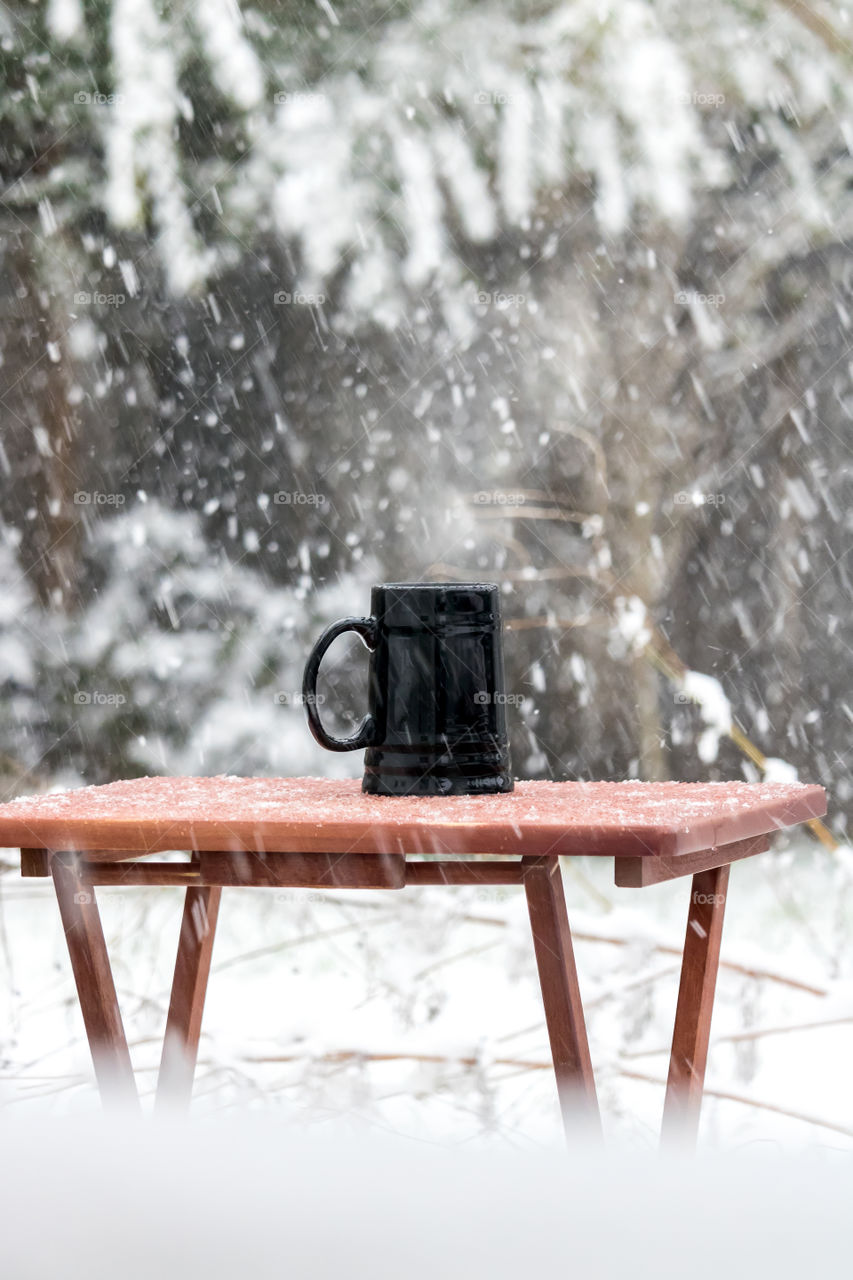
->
[302,582,514,796]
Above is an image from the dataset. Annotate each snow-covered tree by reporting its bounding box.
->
[0,501,383,788]
[4,0,852,328]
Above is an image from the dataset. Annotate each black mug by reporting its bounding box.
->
[302,582,514,796]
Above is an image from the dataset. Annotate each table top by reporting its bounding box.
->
[0,776,826,859]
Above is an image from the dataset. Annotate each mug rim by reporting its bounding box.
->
[374,581,499,592]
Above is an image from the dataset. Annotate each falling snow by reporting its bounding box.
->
[0,0,851,1165]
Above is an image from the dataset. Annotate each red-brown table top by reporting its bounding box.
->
[0,776,826,859]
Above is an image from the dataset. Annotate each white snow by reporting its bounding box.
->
[3,1114,853,1277]
[46,0,84,42]
[192,0,265,110]
[609,596,652,659]
[34,0,852,328]
[763,757,800,785]
[105,0,209,292]
[0,832,850,1156]
[682,670,733,764]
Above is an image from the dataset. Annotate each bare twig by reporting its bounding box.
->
[585,964,681,1010]
[623,1014,853,1058]
[780,0,853,60]
[244,892,828,997]
[504,613,611,631]
[470,506,596,523]
[212,919,395,973]
[243,1048,553,1070]
[619,1068,853,1139]
[571,930,827,997]
[413,939,503,980]
[547,421,609,507]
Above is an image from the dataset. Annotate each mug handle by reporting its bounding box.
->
[302,617,378,751]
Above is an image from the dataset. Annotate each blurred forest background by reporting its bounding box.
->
[1,0,851,824]
[3,0,853,1147]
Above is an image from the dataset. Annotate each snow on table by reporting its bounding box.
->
[0,776,826,858]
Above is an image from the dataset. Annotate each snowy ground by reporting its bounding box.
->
[1,1115,852,1279]
[1,832,851,1151]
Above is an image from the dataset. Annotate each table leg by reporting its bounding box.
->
[156,886,222,1112]
[661,862,730,1149]
[522,856,601,1140]
[51,855,139,1110]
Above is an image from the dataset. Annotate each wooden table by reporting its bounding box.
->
[0,776,825,1144]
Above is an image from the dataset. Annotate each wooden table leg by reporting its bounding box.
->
[155,886,222,1112]
[661,862,730,1149]
[522,856,601,1141]
[51,855,139,1110]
